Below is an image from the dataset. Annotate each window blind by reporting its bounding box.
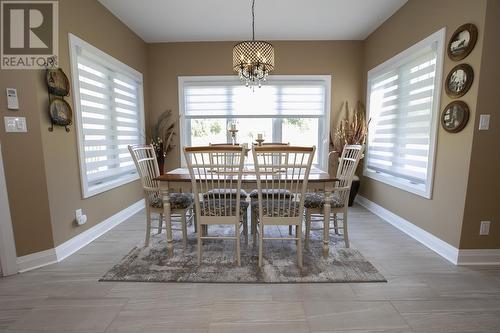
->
[70,35,144,197]
[183,81,325,117]
[365,33,443,197]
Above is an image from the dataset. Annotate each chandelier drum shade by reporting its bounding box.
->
[233,41,275,86]
[233,0,275,87]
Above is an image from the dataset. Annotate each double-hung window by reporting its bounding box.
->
[69,34,145,198]
[364,28,445,198]
[179,75,331,169]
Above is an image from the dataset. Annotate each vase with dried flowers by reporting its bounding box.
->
[330,101,369,205]
[150,110,177,175]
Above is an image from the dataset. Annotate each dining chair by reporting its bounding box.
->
[304,144,364,248]
[184,145,247,265]
[206,143,249,239]
[249,142,295,241]
[252,145,315,268]
[128,144,194,247]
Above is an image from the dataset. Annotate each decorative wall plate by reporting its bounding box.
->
[46,68,70,96]
[441,101,469,133]
[447,23,478,61]
[49,98,73,127]
[445,63,474,98]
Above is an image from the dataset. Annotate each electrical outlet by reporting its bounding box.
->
[75,209,87,226]
[480,221,490,235]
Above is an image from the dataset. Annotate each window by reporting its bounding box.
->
[364,28,445,198]
[69,34,145,198]
[179,75,330,169]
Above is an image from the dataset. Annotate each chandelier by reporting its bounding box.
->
[232,0,275,88]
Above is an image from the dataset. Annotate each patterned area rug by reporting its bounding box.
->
[100,226,385,283]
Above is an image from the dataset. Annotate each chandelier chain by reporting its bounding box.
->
[252,0,255,41]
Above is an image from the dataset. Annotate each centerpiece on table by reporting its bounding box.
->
[330,101,369,206]
[150,110,177,175]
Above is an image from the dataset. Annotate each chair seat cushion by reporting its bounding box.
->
[249,189,294,199]
[304,193,344,209]
[203,189,248,199]
[150,193,194,210]
[251,199,301,217]
[200,199,249,217]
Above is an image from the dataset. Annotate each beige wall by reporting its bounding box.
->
[147,41,364,172]
[40,0,148,247]
[460,0,500,249]
[0,73,54,256]
[0,0,147,255]
[360,0,488,248]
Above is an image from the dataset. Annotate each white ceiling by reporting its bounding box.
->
[98,0,408,42]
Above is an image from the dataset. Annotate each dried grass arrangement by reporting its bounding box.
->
[331,101,369,157]
[150,110,178,173]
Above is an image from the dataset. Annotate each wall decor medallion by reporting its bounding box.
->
[441,101,469,133]
[445,63,473,98]
[48,98,73,132]
[447,23,478,61]
[45,66,73,132]
[46,68,70,96]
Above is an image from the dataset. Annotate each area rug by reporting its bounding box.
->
[100,226,386,283]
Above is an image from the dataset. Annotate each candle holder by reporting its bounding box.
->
[228,129,238,145]
[255,138,265,146]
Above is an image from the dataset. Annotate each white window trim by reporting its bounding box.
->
[364,28,445,199]
[68,33,145,198]
[178,75,331,170]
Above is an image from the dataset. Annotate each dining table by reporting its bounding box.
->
[155,166,338,256]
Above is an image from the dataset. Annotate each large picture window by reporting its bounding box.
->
[178,75,331,169]
[364,28,445,198]
[69,34,145,198]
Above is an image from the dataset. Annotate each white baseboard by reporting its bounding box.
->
[55,199,145,261]
[457,249,500,265]
[355,195,500,266]
[17,199,145,273]
[355,195,460,265]
[17,248,57,273]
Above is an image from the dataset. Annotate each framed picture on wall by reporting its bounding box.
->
[447,23,478,61]
[441,101,469,133]
[445,64,474,98]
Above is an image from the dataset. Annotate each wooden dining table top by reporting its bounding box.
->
[155,167,338,183]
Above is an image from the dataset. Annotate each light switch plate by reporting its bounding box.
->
[480,221,491,235]
[479,114,490,130]
[4,117,27,133]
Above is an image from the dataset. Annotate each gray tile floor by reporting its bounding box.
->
[1,204,499,332]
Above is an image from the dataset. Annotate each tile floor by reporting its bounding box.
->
[0,204,499,332]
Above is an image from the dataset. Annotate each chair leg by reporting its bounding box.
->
[242,211,248,245]
[333,212,339,235]
[193,208,198,233]
[157,213,163,234]
[197,225,203,265]
[305,209,312,249]
[343,210,350,248]
[295,224,299,246]
[258,222,264,267]
[297,224,303,268]
[181,210,188,248]
[236,223,241,266]
[145,206,152,247]
[251,209,257,245]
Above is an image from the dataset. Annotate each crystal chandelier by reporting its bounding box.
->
[232,0,275,88]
